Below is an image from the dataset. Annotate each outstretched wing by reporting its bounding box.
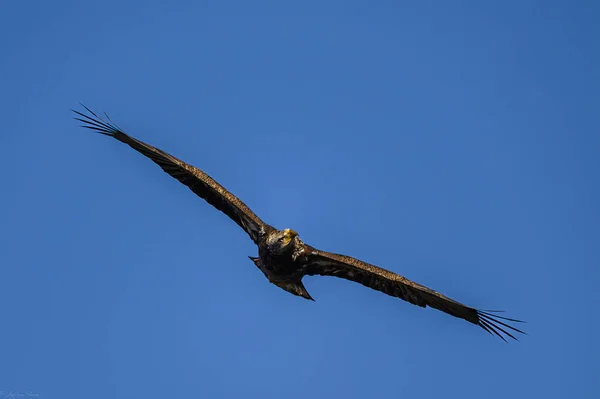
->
[73,104,271,244]
[303,247,525,342]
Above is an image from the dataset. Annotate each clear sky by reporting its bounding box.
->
[1,1,598,398]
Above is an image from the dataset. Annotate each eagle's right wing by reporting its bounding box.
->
[303,246,525,342]
[74,105,272,245]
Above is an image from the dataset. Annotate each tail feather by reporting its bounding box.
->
[248,256,315,301]
[274,281,315,301]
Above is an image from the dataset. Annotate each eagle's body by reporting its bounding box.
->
[252,228,315,300]
[73,105,526,342]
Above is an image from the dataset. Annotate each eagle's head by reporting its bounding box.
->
[267,228,299,254]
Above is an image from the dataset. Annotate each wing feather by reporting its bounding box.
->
[304,247,525,342]
[73,105,270,244]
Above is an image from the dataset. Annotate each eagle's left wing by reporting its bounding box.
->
[303,247,525,342]
[73,105,271,244]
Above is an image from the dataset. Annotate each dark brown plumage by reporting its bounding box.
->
[74,104,525,342]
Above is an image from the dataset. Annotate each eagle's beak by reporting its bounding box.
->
[283,229,298,244]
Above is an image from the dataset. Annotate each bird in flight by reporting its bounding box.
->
[73,104,525,342]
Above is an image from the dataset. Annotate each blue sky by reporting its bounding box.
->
[1,1,599,398]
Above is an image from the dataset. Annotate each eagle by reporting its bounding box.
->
[73,104,525,342]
